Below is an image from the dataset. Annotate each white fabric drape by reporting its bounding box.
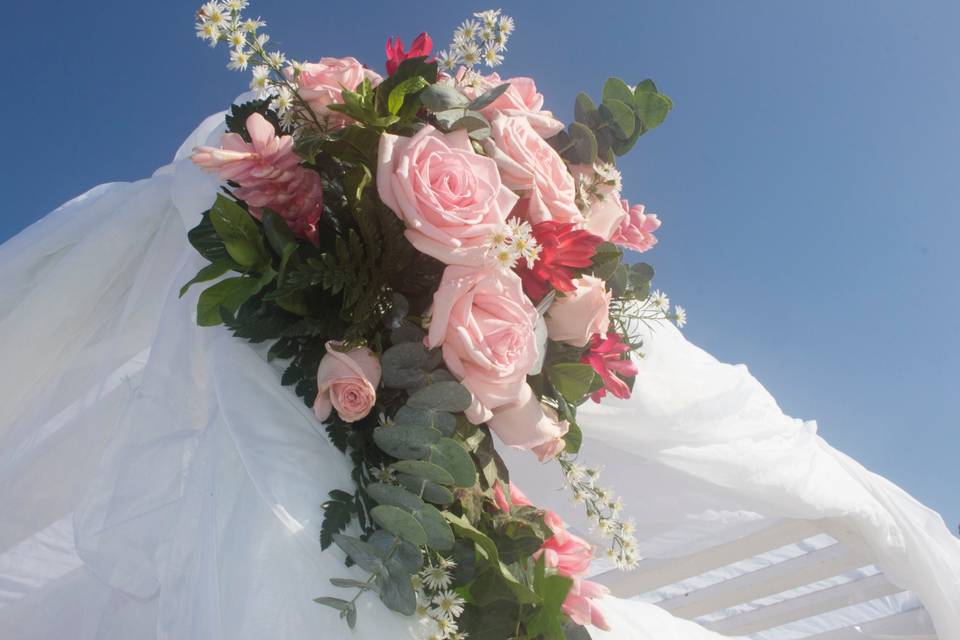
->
[0,111,956,639]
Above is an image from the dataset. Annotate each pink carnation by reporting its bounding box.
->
[611,201,660,252]
[191,113,323,244]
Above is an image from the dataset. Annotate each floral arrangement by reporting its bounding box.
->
[187,3,681,638]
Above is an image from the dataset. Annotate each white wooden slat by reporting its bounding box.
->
[657,541,873,619]
[703,573,903,635]
[594,519,822,597]
[800,607,936,639]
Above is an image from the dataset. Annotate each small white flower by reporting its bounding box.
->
[499,15,515,35]
[649,289,669,311]
[492,248,519,271]
[410,574,425,592]
[195,20,221,45]
[479,27,495,44]
[455,19,480,42]
[673,305,687,328]
[491,31,509,51]
[598,519,617,537]
[223,0,247,11]
[242,17,265,33]
[228,48,251,70]
[482,46,504,68]
[474,9,501,29]
[566,462,587,482]
[200,2,228,27]
[421,565,453,591]
[254,33,270,49]
[285,60,304,77]
[620,518,637,537]
[432,590,465,619]
[432,617,458,637]
[438,556,457,571]
[225,27,246,49]
[457,41,481,67]
[436,50,460,72]
[249,64,272,97]
[267,51,286,68]
[610,496,624,515]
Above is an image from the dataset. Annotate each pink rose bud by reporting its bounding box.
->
[544,275,611,347]
[313,341,382,423]
[287,57,383,129]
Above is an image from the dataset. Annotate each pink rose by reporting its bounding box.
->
[544,276,611,347]
[378,127,518,266]
[611,201,660,252]
[456,70,564,138]
[313,341,382,423]
[427,266,539,418]
[289,57,382,129]
[492,480,533,513]
[486,384,570,458]
[482,115,582,227]
[582,193,629,241]
[563,579,611,630]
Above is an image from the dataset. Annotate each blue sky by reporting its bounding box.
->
[5,1,958,529]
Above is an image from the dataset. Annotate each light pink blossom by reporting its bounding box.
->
[564,578,611,630]
[378,127,517,266]
[611,201,660,252]
[492,481,533,513]
[486,384,569,458]
[290,56,383,129]
[313,341,382,423]
[191,113,323,243]
[544,275,611,347]
[457,69,564,137]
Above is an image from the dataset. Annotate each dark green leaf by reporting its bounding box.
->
[467,82,510,110]
[196,276,264,326]
[407,381,472,412]
[209,195,268,269]
[590,241,623,280]
[373,424,442,459]
[371,505,428,546]
[429,438,477,487]
[602,77,636,107]
[332,534,386,574]
[387,76,429,115]
[634,89,672,131]
[391,460,455,486]
[187,212,230,263]
[565,122,598,164]
[179,259,236,297]
[260,208,296,256]
[366,483,426,511]
[396,473,454,505]
[313,596,352,611]
[546,363,598,406]
[421,83,470,111]
[600,98,636,140]
[574,92,600,127]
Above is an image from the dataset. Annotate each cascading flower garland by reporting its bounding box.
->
[186,3,683,638]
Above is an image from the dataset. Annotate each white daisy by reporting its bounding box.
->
[482,46,504,67]
[267,51,286,68]
[649,289,669,311]
[436,50,460,72]
[673,305,687,328]
[226,28,246,49]
[249,65,272,97]
[438,556,457,571]
[421,565,452,591]
[499,15,515,35]
[228,48,251,70]
[223,0,248,11]
[254,33,270,49]
[474,9,500,29]
[242,17,265,33]
[270,85,294,114]
[431,590,465,619]
[492,248,519,271]
[457,41,481,67]
[455,19,479,43]
[619,518,637,537]
[200,2,228,27]
[195,21,220,45]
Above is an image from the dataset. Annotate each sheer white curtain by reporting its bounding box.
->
[0,110,956,640]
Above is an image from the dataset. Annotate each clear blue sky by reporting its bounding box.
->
[4,1,957,529]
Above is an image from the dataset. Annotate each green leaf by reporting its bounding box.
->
[260,208,296,256]
[329,578,375,591]
[526,555,573,639]
[634,79,658,94]
[313,596,352,611]
[187,212,230,263]
[332,534,386,574]
[600,98,636,140]
[407,381,472,412]
[196,276,264,326]
[366,483,426,512]
[396,473,454,505]
[391,460,455,486]
[546,363,598,406]
[429,438,477,487]
[590,241,623,279]
[369,530,423,574]
[377,570,418,615]
[421,83,470,111]
[413,503,455,551]
[373,424,442,459]
[209,195,268,269]
[602,77,636,108]
[179,259,236,298]
[634,89,672,131]
[371,505,428,546]
[444,514,537,604]
[434,109,490,137]
[563,421,583,454]
[393,407,457,436]
[387,76,429,115]
[574,92,600,127]
[467,82,510,111]
[566,122,598,164]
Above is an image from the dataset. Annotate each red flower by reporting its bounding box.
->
[384,32,433,76]
[581,333,638,402]
[516,221,604,303]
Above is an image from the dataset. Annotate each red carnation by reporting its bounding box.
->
[517,221,604,303]
[581,333,639,402]
[385,32,433,76]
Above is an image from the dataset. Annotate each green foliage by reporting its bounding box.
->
[547,363,599,406]
[209,194,270,269]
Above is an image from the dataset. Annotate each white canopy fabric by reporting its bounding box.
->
[0,111,956,639]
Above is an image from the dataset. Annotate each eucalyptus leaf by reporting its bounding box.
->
[634,90,672,131]
[407,381,472,412]
[393,407,457,436]
[368,530,423,574]
[391,460,455,486]
[421,83,470,111]
[574,92,600,127]
[332,534,386,574]
[329,578,376,591]
[429,438,477,487]
[590,241,623,280]
[601,77,636,107]
[377,570,418,615]
[313,596,352,611]
[566,122,598,164]
[600,98,636,140]
[370,505,428,546]
[412,503,455,551]
[396,473,455,505]
[467,82,511,110]
[373,424,442,459]
[366,482,426,512]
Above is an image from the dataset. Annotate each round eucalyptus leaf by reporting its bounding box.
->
[600,98,636,140]
[406,381,472,412]
[332,534,385,574]
[369,530,423,574]
[430,438,477,487]
[370,505,428,546]
[313,596,352,611]
[412,503,455,551]
[373,425,441,459]
[567,122,598,164]
[396,473,455,505]
[391,460,455,486]
[366,482,426,512]
[393,407,457,436]
[377,570,418,615]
